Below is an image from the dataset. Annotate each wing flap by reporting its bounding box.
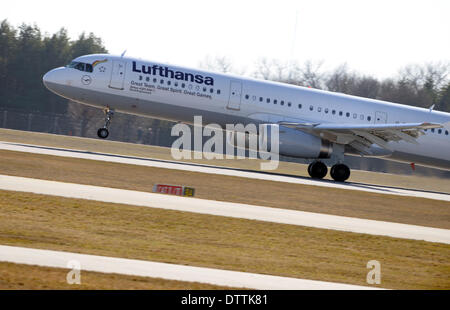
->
[277,121,444,154]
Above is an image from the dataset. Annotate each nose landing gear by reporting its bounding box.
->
[97,108,114,139]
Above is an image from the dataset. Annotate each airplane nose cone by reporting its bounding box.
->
[43,68,58,89]
[43,67,67,95]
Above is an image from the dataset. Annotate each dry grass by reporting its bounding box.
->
[0,149,449,229]
[0,190,449,290]
[0,262,236,290]
[1,128,449,193]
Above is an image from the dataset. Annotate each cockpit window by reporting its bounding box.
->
[74,62,85,71]
[66,61,93,73]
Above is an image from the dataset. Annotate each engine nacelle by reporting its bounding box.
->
[226,124,333,159]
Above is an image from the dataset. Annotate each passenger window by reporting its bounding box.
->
[367,116,371,121]
[346,112,350,117]
[353,113,357,119]
[298,104,302,109]
[339,111,343,116]
[288,102,291,107]
[317,107,321,112]
[267,98,270,103]
[332,110,336,115]
[153,78,157,83]
[445,130,449,135]
[167,81,171,86]
[139,76,143,81]
[245,94,249,99]
[360,114,364,120]
[210,88,214,93]
[325,108,329,113]
[146,77,150,82]
[217,89,221,94]
[438,129,442,134]
[259,97,263,102]
[274,99,277,104]
[281,100,284,106]
[310,105,313,111]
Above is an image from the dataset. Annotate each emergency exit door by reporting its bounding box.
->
[109,60,126,90]
[227,81,242,111]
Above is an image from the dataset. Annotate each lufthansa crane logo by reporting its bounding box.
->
[81,75,92,85]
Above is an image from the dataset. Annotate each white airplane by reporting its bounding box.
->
[43,54,450,182]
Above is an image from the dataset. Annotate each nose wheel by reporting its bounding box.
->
[97,128,109,139]
[97,108,114,139]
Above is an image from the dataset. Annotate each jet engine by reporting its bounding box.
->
[226,124,333,159]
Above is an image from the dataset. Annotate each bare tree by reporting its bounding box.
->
[199,55,234,73]
[298,60,325,89]
[253,57,276,80]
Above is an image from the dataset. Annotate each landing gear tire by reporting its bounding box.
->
[97,107,114,139]
[307,161,328,179]
[97,128,109,139]
[330,164,351,182]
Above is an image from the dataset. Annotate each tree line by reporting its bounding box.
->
[1,20,449,116]
[0,20,107,114]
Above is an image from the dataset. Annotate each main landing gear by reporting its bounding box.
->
[97,108,114,139]
[307,161,351,182]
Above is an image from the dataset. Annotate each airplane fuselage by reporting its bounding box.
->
[43,54,450,173]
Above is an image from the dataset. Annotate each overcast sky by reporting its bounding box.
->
[2,0,449,78]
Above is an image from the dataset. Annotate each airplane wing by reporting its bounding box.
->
[278,121,443,155]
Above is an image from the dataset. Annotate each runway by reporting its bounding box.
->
[0,141,449,202]
[0,245,379,290]
[1,174,449,244]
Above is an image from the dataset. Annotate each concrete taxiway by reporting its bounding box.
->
[0,245,379,290]
[0,141,448,202]
[1,174,449,244]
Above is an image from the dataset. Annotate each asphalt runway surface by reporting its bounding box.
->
[0,141,449,202]
[1,174,449,244]
[0,245,380,290]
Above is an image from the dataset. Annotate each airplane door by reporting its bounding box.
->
[227,81,242,111]
[109,60,126,90]
[375,111,387,123]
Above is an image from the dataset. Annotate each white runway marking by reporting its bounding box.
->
[1,174,449,244]
[0,245,379,290]
[0,141,449,202]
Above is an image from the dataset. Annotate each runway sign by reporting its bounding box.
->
[153,184,195,197]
